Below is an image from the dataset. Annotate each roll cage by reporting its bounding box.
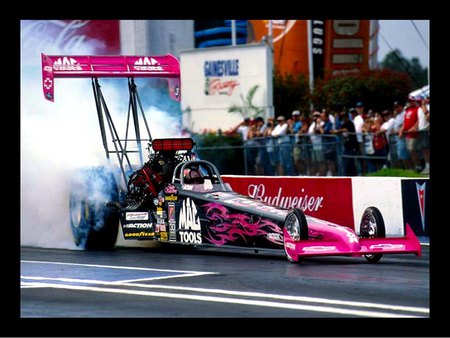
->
[172,160,230,191]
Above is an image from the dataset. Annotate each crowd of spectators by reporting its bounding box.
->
[189,96,430,176]
[223,95,430,176]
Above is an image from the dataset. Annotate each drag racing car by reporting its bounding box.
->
[69,137,421,263]
[42,53,422,263]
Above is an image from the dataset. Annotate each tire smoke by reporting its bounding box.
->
[21,20,182,249]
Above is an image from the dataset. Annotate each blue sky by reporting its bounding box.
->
[377,20,429,69]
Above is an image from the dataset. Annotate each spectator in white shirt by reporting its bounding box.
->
[416,96,430,175]
[391,101,411,169]
[353,102,367,174]
[271,115,295,175]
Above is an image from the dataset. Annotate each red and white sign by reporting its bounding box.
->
[323,20,371,76]
[21,20,121,66]
[222,176,354,229]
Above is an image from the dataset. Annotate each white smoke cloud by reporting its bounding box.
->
[20,20,181,249]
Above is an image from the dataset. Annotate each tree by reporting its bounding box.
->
[193,133,245,175]
[380,49,428,88]
[273,71,311,118]
[312,69,413,111]
[228,84,265,118]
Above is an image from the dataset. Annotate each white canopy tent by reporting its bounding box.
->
[409,84,429,99]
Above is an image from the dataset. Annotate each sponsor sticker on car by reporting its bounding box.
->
[125,212,149,221]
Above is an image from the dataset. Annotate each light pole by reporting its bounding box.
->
[231,20,236,46]
[307,20,314,112]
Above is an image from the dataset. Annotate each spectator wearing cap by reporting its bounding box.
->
[416,96,430,175]
[399,97,421,171]
[263,117,277,174]
[251,116,273,175]
[320,110,338,176]
[380,110,395,168]
[246,119,258,175]
[367,112,388,173]
[296,114,312,175]
[247,117,263,140]
[271,115,295,175]
[334,109,358,176]
[353,101,367,175]
[322,108,335,129]
[391,101,411,169]
[290,110,302,133]
[333,104,345,130]
[349,107,358,122]
[290,110,303,175]
[245,117,264,175]
[308,111,326,176]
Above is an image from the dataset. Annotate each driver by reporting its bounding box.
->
[183,167,204,185]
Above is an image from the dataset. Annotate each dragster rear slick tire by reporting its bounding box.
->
[69,167,120,250]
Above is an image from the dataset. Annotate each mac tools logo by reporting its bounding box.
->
[134,57,163,71]
[178,198,202,244]
[53,57,82,71]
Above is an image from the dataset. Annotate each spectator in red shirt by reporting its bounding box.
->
[399,97,420,171]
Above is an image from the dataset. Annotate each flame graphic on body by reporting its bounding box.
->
[203,203,283,246]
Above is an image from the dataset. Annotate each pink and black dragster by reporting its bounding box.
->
[42,53,421,263]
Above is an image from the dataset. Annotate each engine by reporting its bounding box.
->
[123,138,196,210]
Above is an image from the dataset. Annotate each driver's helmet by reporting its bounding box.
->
[183,166,204,184]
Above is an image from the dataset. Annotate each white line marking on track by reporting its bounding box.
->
[21,260,213,275]
[21,260,428,317]
[21,276,429,317]
[113,283,430,314]
[20,282,48,289]
[20,281,425,318]
[115,273,212,283]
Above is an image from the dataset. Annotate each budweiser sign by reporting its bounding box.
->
[247,183,324,212]
[222,176,355,229]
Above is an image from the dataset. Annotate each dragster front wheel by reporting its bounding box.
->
[360,206,386,263]
[283,209,308,263]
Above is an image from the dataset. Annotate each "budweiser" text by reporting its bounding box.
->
[247,183,324,212]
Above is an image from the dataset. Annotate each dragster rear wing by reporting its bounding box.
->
[41,53,181,102]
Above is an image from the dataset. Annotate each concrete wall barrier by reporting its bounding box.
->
[222,175,430,237]
[117,175,430,248]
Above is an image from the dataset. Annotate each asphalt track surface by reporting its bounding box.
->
[18,240,434,336]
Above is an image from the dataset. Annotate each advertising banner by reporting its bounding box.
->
[249,20,374,79]
[222,176,355,229]
[249,20,309,76]
[223,176,429,237]
[311,20,325,80]
[401,179,430,236]
[323,20,371,76]
[180,44,273,133]
[21,20,121,66]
